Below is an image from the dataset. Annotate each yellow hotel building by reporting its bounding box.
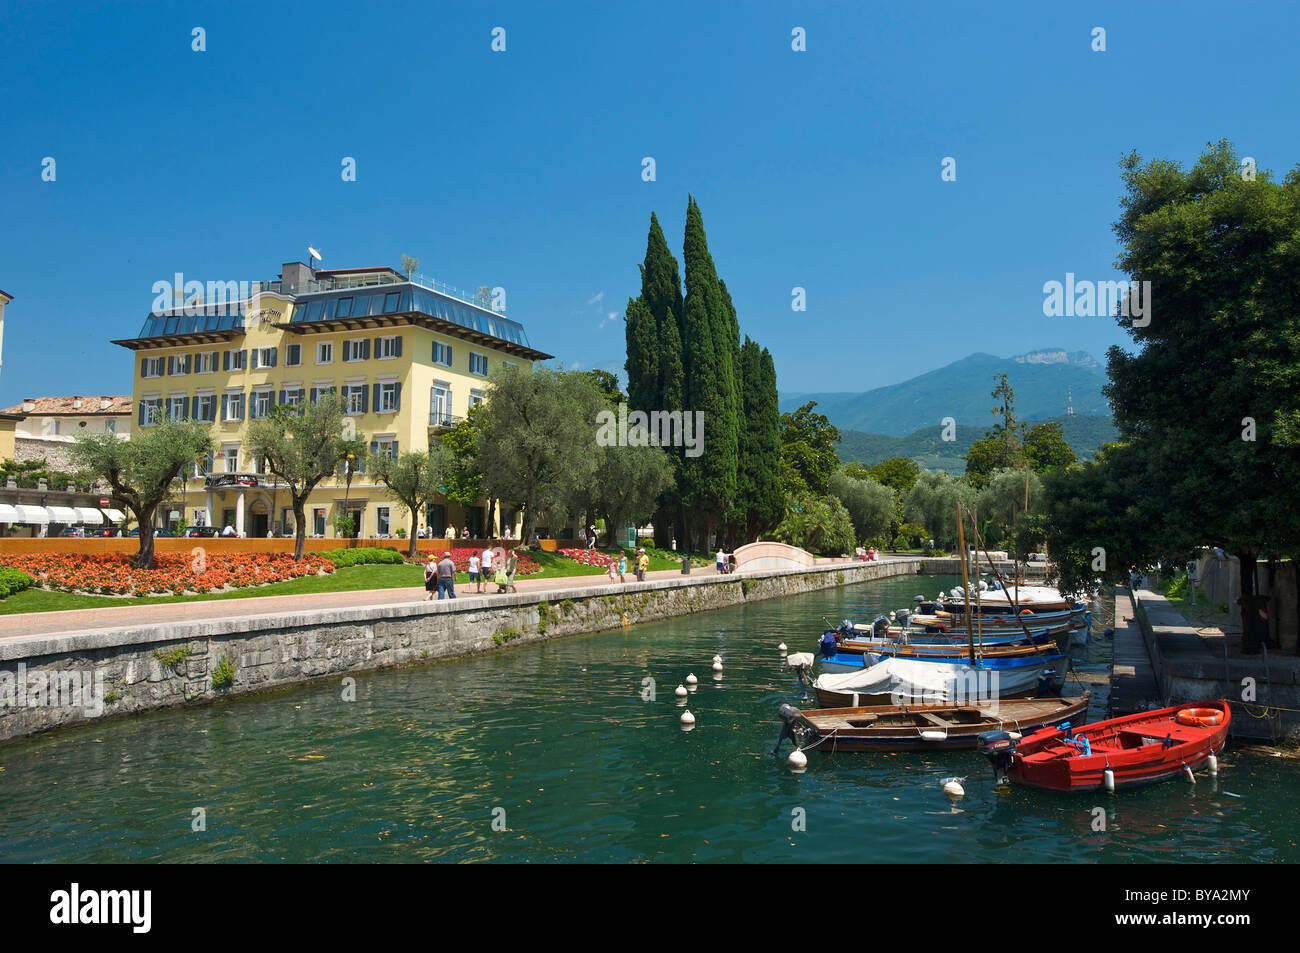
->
[113,260,552,539]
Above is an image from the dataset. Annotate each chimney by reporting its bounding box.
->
[280,262,315,294]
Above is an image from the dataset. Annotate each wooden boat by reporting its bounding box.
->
[819,638,1063,674]
[835,623,1075,656]
[813,653,1069,707]
[976,701,1231,792]
[775,693,1090,754]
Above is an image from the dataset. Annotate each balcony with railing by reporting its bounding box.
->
[429,412,464,432]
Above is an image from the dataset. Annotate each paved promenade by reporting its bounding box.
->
[0,556,912,642]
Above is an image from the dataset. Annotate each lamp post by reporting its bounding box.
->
[342,453,355,539]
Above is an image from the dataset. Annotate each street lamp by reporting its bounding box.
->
[342,453,355,539]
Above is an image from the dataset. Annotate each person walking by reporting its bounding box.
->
[504,549,518,593]
[481,545,494,589]
[468,552,481,593]
[618,551,627,583]
[588,524,597,549]
[716,547,727,575]
[436,552,457,599]
[635,547,648,582]
[577,525,587,547]
[606,557,618,583]
[423,553,439,600]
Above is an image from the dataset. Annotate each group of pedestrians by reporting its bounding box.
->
[423,545,519,600]
[605,547,650,583]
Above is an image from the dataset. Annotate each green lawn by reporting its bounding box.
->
[0,547,711,617]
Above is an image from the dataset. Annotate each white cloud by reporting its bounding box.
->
[587,291,605,305]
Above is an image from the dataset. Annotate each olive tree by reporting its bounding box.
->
[71,419,212,569]
[373,446,452,557]
[246,394,367,560]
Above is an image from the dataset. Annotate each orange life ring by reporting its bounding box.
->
[1019,608,1034,616]
[1176,707,1224,728]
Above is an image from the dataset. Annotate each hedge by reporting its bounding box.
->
[324,547,408,568]
[0,567,35,599]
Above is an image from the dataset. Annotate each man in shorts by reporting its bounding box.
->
[468,552,481,593]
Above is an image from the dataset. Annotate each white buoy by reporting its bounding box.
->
[1182,763,1196,784]
[685,673,698,685]
[674,684,687,698]
[1104,766,1115,793]
[1208,753,1219,776]
[1008,731,1023,741]
[920,730,947,742]
[713,655,722,664]
[778,642,788,653]
[787,748,808,770]
[942,778,965,797]
[680,709,695,726]
[712,661,723,672]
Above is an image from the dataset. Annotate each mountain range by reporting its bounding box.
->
[780,349,1118,474]
[780,349,1109,436]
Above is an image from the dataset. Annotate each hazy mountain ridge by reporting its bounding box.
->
[836,413,1118,475]
[781,349,1109,436]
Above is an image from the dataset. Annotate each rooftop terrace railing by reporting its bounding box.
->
[262,271,503,314]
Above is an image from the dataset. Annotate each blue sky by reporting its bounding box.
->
[3,0,1298,408]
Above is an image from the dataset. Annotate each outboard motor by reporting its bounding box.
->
[872,615,890,639]
[896,608,911,628]
[977,730,1019,784]
[837,619,854,639]
[773,703,817,754]
[819,630,839,658]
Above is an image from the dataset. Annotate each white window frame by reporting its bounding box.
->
[142,356,165,378]
[469,352,488,376]
[376,335,400,359]
[344,339,366,362]
[378,380,398,413]
[432,341,452,366]
[377,506,391,536]
[167,395,187,422]
[197,351,218,374]
[317,342,333,365]
[221,444,240,473]
[468,388,486,410]
[250,389,273,419]
[344,383,365,415]
[225,392,244,422]
[227,348,247,371]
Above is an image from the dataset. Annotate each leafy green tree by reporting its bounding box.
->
[829,468,897,543]
[577,444,675,547]
[1023,421,1077,473]
[246,395,365,559]
[779,401,840,496]
[864,457,920,495]
[773,492,856,556]
[440,415,483,515]
[904,470,977,550]
[624,296,659,412]
[475,365,605,543]
[373,446,452,557]
[71,419,212,569]
[976,467,1044,549]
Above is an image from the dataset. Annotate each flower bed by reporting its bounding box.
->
[0,552,334,597]
[407,547,542,575]
[556,548,615,567]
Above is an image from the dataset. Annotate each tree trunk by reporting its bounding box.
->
[293,497,308,561]
[134,506,157,570]
[408,508,419,559]
[1239,551,1260,654]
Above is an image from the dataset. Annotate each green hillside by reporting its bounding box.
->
[782,349,1109,436]
[837,414,1118,474]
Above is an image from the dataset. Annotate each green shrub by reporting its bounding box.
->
[0,567,34,599]
[154,643,192,669]
[325,547,406,568]
[211,655,237,689]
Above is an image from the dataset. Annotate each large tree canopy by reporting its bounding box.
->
[71,419,213,568]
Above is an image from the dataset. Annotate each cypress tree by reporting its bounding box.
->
[737,338,785,540]
[624,296,658,413]
[681,196,738,548]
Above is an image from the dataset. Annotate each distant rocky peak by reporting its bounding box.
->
[1013,349,1098,368]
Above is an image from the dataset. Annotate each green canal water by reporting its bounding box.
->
[0,573,1295,863]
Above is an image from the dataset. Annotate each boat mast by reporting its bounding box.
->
[957,501,976,666]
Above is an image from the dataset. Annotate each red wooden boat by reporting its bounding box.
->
[976,700,1230,792]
